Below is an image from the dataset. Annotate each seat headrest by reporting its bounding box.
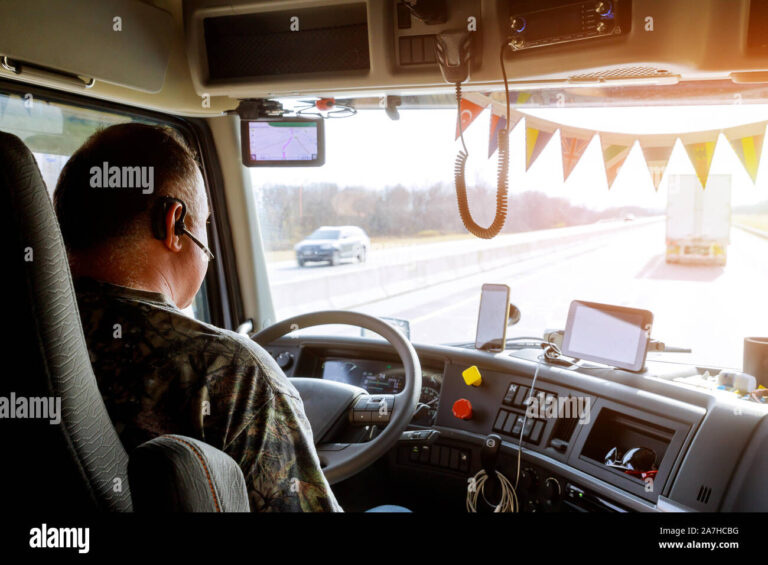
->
[129,435,251,512]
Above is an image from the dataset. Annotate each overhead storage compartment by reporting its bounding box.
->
[185,0,768,100]
[0,0,173,93]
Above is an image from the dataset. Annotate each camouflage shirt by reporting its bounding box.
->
[74,277,342,512]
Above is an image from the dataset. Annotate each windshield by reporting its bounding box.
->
[306,229,341,240]
[251,88,768,371]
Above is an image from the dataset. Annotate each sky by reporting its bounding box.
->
[249,105,768,211]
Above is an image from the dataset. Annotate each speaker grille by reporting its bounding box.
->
[569,66,676,82]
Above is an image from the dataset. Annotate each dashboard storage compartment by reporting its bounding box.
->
[568,399,692,503]
[580,409,673,470]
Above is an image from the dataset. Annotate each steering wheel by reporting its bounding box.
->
[252,310,422,485]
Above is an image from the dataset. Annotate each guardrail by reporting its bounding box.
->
[272,217,663,317]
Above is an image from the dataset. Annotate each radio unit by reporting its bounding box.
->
[505,0,630,52]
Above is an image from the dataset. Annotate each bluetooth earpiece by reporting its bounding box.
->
[151,196,214,261]
[151,196,187,240]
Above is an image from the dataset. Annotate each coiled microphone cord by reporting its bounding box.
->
[453,42,512,239]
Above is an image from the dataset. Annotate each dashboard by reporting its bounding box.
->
[264,335,768,513]
[318,358,443,426]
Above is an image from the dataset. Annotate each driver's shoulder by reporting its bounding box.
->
[204,325,301,400]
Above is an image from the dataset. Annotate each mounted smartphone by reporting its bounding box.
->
[240,116,325,167]
[475,283,510,351]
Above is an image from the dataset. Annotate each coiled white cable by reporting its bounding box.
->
[466,469,519,513]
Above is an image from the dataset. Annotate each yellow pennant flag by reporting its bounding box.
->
[683,139,717,188]
[725,129,765,183]
[515,92,532,105]
[525,120,555,171]
[600,137,632,189]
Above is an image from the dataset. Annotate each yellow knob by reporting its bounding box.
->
[462,365,482,387]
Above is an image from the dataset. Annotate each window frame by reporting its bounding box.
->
[0,78,244,330]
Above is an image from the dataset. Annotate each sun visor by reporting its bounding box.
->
[0,0,173,93]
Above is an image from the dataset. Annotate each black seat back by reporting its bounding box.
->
[0,131,133,512]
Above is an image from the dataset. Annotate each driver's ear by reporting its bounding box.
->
[162,202,184,253]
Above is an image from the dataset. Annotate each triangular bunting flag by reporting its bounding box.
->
[640,144,675,191]
[488,110,523,157]
[525,124,555,171]
[683,140,717,188]
[515,92,532,105]
[560,133,591,181]
[726,130,764,183]
[455,97,487,140]
[488,114,506,158]
[601,138,632,189]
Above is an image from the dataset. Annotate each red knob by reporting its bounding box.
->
[452,398,473,420]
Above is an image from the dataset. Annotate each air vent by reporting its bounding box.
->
[697,485,712,504]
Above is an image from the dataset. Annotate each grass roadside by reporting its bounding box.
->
[265,232,477,263]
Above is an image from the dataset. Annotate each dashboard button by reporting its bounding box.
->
[511,415,525,435]
[503,384,519,405]
[513,386,530,407]
[449,448,461,470]
[529,420,545,443]
[452,398,473,420]
[493,410,509,431]
[522,417,534,439]
[439,446,451,467]
[502,413,516,434]
[275,351,294,370]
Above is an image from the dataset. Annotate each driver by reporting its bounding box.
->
[53,123,341,512]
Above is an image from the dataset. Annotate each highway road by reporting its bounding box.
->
[271,222,768,371]
[267,231,565,284]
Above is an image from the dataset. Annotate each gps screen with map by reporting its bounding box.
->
[241,118,325,167]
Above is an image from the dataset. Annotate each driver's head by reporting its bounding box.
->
[54,123,209,309]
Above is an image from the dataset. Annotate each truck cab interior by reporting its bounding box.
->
[3,0,768,554]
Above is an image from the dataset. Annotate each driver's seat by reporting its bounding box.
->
[0,130,249,512]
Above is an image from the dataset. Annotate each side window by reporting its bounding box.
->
[0,91,212,322]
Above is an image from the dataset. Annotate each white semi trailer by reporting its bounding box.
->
[666,174,731,266]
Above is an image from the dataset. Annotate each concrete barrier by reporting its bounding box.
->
[734,223,768,240]
[272,217,663,317]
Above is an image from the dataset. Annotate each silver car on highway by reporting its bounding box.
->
[295,226,370,267]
